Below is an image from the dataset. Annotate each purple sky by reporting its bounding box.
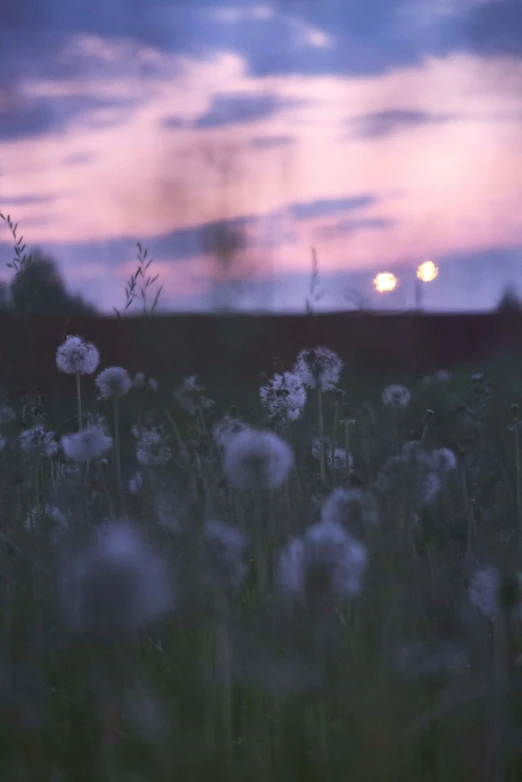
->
[1,0,522,312]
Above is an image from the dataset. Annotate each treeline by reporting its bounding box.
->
[0,248,97,316]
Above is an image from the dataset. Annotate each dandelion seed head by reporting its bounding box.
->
[133,372,158,392]
[432,447,457,473]
[128,471,143,494]
[260,371,307,421]
[61,425,113,463]
[173,375,214,415]
[56,335,100,375]
[434,369,452,384]
[293,347,343,391]
[20,425,59,457]
[223,428,294,490]
[469,565,499,619]
[213,414,249,450]
[321,488,379,535]
[279,521,368,602]
[134,425,171,467]
[382,384,411,409]
[203,519,247,591]
[60,520,174,636]
[95,366,132,400]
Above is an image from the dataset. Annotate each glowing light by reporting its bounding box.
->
[416,260,438,283]
[373,272,398,293]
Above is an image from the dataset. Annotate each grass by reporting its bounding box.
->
[2,216,522,781]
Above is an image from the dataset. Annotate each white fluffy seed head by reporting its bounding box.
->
[279,521,368,602]
[432,447,457,473]
[382,384,411,409]
[223,428,294,490]
[25,504,68,543]
[61,424,113,462]
[134,425,172,468]
[259,371,307,421]
[20,425,59,457]
[469,565,499,619]
[213,414,249,450]
[202,519,247,591]
[293,347,343,391]
[173,375,214,415]
[95,367,132,400]
[321,488,379,534]
[60,520,174,636]
[56,335,100,375]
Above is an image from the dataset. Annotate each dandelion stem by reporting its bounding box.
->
[76,372,82,431]
[114,398,127,518]
[515,422,522,562]
[317,387,326,484]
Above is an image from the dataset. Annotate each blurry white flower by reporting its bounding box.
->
[223,428,293,490]
[60,520,174,636]
[203,519,247,591]
[312,438,353,470]
[260,371,306,421]
[133,373,158,392]
[61,424,113,462]
[321,488,379,532]
[293,347,343,391]
[469,565,499,619]
[95,367,132,400]
[173,375,214,415]
[279,521,368,602]
[0,405,15,425]
[25,504,68,543]
[20,425,59,457]
[129,471,143,494]
[56,335,100,375]
[213,413,249,450]
[434,369,453,384]
[432,448,457,473]
[382,384,411,408]
[134,425,171,467]
[420,471,442,506]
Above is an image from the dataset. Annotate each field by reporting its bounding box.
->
[0,317,522,782]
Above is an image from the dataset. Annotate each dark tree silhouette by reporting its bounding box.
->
[202,221,248,311]
[496,283,522,313]
[9,248,97,315]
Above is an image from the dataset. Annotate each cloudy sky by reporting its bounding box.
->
[1,0,522,312]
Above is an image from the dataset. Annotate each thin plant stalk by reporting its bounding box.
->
[317,387,326,484]
[76,372,82,431]
[514,421,522,562]
[113,398,127,518]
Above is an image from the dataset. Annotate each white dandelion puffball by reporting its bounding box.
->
[293,347,343,391]
[260,371,307,421]
[95,367,132,400]
[129,471,143,494]
[223,428,294,490]
[434,369,452,384]
[432,448,457,473]
[133,372,158,392]
[61,424,113,462]
[321,488,379,532]
[469,565,500,619]
[382,384,411,409]
[279,521,368,602]
[56,335,100,375]
[20,425,59,457]
[213,414,249,450]
[134,426,172,468]
[203,519,247,591]
[173,375,214,415]
[60,520,174,636]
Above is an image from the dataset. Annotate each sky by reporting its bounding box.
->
[1,0,522,313]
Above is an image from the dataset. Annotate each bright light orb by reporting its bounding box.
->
[373,272,398,293]
[416,260,438,283]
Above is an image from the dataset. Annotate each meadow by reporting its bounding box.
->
[2,217,522,781]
